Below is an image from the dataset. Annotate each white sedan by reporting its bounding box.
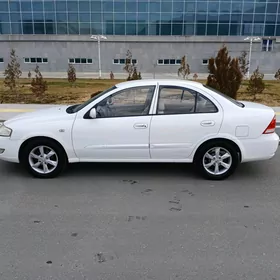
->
[0,79,278,180]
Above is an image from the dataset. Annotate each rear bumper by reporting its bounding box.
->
[240,133,279,163]
[0,136,21,163]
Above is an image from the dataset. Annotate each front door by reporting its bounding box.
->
[72,85,156,161]
[150,85,223,160]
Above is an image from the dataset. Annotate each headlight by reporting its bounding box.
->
[0,124,12,137]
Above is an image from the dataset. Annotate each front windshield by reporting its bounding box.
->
[203,85,244,108]
[69,86,117,113]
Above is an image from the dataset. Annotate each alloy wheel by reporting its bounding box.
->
[28,145,58,174]
[202,147,232,176]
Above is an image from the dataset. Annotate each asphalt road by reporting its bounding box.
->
[1,152,280,279]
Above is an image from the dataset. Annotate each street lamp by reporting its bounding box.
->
[90,35,107,79]
[244,36,261,79]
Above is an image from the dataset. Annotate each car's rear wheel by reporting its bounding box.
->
[194,141,239,180]
[20,139,68,178]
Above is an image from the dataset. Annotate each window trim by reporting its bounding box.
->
[112,58,138,65]
[155,85,219,116]
[202,59,209,65]
[262,39,273,52]
[84,85,156,119]
[24,57,48,63]
[68,58,93,64]
[157,59,182,65]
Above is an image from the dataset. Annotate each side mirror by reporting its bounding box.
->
[89,108,97,119]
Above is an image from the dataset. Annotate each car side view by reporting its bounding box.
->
[0,79,278,180]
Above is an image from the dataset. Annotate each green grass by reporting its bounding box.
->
[1,78,280,106]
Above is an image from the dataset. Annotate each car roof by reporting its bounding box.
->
[115,79,205,90]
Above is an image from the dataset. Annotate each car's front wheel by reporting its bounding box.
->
[194,141,239,180]
[20,139,68,178]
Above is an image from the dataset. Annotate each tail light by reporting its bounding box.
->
[263,115,276,134]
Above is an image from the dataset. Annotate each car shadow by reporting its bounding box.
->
[0,160,273,182]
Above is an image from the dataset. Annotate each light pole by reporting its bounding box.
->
[90,35,107,79]
[244,36,261,79]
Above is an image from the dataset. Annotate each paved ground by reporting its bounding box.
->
[0,151,280,279]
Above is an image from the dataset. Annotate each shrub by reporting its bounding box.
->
[123,50,134,80]
[193,73,198,81]
[238,50,249,79]
[67,63,76,87]
[177,55,190,79]
[274,69,280,81]
[247,67,265,101]
[123,50,141,81]
[207,44,242,99]
[31,65,48,97]
[4,49,22,99]
[67,64,77,87]
[110,71,114,80]
[90,91,103,98]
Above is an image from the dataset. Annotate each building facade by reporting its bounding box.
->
[0,0,279,76]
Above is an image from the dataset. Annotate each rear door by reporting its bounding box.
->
[149,84,223,160]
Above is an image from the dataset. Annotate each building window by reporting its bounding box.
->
[24,57,48,63]
[262,39,273,52]
[68,58,93,64]
[0,58,4,63]
[113,58,138,65]
[202,59,209,65]
[157,59,181,65]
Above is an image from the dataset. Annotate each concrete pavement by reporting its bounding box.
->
[0,151,280,279]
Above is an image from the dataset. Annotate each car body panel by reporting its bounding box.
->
[0,80,278,167]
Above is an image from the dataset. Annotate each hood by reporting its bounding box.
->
[4,105,71,126]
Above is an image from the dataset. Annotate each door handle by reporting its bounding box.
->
[134,123,148,129]
[201,120,215,127]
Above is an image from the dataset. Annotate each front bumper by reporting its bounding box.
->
[0,136,22,163]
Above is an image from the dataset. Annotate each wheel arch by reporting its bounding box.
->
[193,138,242,163]
[18,136,69,163]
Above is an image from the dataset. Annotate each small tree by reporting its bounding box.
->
[193,73,198,81]
[138,72,142,80]
[110,71,114,80]
[274,69,280,81]
[4,49,22,99]
[28,70,31,79]
[247,67,265,101]
[177,55,190,79]
[123,50,134,80]
[207,45,243,99]
[131,67,139,80]
[67,63,76,87]
[238,50,249,79]
[31,65,48,97]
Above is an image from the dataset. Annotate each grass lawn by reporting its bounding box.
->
[0,78,280,106]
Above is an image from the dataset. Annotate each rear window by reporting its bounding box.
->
[203,85,244,108]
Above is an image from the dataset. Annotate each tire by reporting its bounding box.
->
[20,138,68,179]
[194,141,240,180]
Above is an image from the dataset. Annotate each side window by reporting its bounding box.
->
[196,93,218,113]
[95,86,155,118]
[157,86,218,115]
